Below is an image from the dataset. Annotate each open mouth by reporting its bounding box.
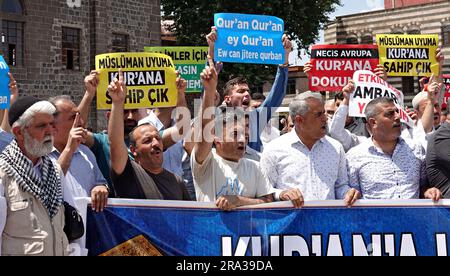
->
[152,148,162,155]
[242,99,250,108]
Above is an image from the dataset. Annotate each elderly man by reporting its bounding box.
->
[260,91,360,206]
[347,97,441,200]
[192,60,302,211]
[108,70,190,200]
[49,95,109,212]
[0,96,72,255]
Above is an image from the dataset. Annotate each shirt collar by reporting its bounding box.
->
[367,137,405,154]
[286,129,326,147]
[51,146,81,156]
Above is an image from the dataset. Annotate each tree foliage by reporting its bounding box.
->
[161,0,341,92]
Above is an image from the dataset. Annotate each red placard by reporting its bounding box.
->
[309,44,379,92]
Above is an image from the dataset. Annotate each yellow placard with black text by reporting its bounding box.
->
[95,52,177,110]
[376,34,439,77]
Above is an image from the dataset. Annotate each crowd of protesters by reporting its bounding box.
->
[0,25,448,255]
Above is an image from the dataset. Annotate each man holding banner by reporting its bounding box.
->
[260,91,360,206]
[192,59,302,210]
[108,69,191,201]
[347,97,441,200]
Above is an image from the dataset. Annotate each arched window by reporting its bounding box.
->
[361,34,374,44]
[1,0,23,14]
[346,36,358,44]
[408,28,421,35]
[443,25,450,46]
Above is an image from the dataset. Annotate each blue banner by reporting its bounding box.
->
[0,56,10,109]
[214,13,285,65]
[85,200,450,256]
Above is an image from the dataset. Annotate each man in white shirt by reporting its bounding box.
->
[192,60,302,210]
[260,91,360,206]
[347,97,441,200]
[49,96,109,212]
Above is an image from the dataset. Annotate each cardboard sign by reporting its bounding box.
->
[350,70,414,128]
[377,34,439,77]
[144,47,208,93]
[0,56,10,109]
[309,44,379,92]
[214,13,284,65]
[95,53,177,110]
[442,75,450,110]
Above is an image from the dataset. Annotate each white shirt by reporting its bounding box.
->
[329,104,431,152]
[191,148,273,202]
[49,145,107,198]
[347,137,426,199]
[260,130,351,200]
[260,125,280,152]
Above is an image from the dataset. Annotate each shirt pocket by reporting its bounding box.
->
[6,198,41,237]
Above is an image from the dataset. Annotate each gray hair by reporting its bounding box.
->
[289,91,323,121]
[48,95,74,106]
[364,97,395,120]
[12,101,57,129]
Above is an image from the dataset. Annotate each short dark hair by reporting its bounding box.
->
[128,123,158,147]
[224,77,248,96]
[365,97,395,120]
[334,92,344,102]
[251,92,266,101]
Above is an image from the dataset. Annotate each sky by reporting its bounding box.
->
[290,0,385,65]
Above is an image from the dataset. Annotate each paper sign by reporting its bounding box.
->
[350,70,414,128]
[309,44,379,92]
[0,56,10,109]
[377,34,439,77]
[95,53,177,110]
[214,13,284,65]
[145,47,208,93]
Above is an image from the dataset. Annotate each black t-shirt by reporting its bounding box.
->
[111,158,191,200]
[426,122,450,197]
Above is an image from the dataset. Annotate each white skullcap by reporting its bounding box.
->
[412,92,428,111]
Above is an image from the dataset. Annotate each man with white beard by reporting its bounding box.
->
[0,96,74,255]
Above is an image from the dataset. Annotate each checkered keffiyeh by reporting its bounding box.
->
[0,140,62,218]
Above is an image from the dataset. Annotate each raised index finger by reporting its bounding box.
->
[118,68,124,83]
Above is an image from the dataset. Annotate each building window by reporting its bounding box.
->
[443,25,450,46]
[346,36,358,44]
[62,27,80,70]
[1,20,24,66]
[361,35,373,44]
[408,29,421,35]
[287,79,296,95]
[1,0,23,14]
[112,33,128,52]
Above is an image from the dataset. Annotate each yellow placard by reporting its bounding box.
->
[144,47,208,93]
[376,34,439,77]
[95,52,177,110]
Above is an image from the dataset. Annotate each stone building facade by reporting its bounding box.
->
[324,0,450,104]
[0,0,161,131]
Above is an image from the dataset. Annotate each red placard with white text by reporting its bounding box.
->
[309,44,379,92]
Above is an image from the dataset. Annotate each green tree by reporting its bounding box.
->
[161,0,341,92]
